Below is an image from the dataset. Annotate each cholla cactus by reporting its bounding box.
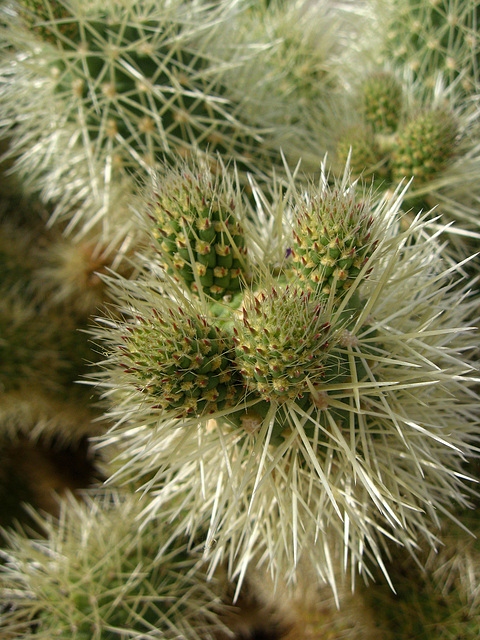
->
[0,0,279,239]
[335,123,385,179]
[148,160,248,301]
[91,158,479,599]
[115,298,243,419]
[376,0,479,95]
[233,285,333,403]
[391,106,459,185]
[0,491,229,639]
[334,69,480,252]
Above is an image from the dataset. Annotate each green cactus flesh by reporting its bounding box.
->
[120,305,242,418]
[150,170,247,301]
[391,108,459,185]
[290,191,379,301]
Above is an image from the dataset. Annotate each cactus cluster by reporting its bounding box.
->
[88,157,478,600]
[336,71,463,192]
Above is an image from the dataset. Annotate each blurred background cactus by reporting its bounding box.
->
[1,0,480,638]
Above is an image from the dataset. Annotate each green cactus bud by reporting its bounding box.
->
[118,301,242,418]
[361,71,403,134]
[335,124,385,179]
[149,159,248,301]
[232,285,334,403]
[391,107,459,185]
[290,185,381,302]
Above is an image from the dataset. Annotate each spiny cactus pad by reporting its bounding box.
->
[119,303,241,418]
[149,162,248,300]
[391,107,459,185]
[290,187,380,301]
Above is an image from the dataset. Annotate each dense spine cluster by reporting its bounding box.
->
[2,0,480,637]
[15,0,266,174]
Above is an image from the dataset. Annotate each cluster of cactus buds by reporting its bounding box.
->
[336,71,461,190]
[290,187,380,301]
[149,163,248,301]
[119,303,242,418]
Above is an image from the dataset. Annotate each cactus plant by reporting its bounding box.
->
[0,491,229,639]
[376,0,480,96]
[90,158,479,599]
